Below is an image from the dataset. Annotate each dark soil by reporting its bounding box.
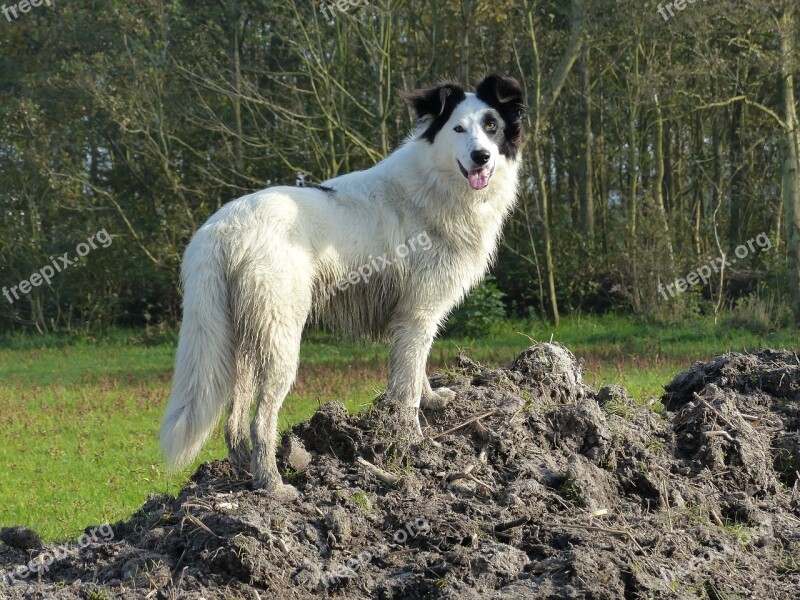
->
[2,344,800,599]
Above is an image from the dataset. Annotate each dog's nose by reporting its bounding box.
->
[471,150,491,166]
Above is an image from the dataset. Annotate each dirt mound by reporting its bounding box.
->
[665,348,800,490]
[2,344,800,598]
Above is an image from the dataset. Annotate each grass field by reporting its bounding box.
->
[0,315,796,541]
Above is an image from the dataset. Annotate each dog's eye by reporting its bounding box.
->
[485,121,497,133]
[453,125,466,133]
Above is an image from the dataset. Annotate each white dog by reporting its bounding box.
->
[160,74,525,497]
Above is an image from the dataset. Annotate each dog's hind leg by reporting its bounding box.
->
[225,352,255,472]
[230,248,311,498]
[250,324,302,499]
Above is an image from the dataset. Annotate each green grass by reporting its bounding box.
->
[0,315,796,541]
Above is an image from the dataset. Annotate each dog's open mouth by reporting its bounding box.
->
[457,160,494,191]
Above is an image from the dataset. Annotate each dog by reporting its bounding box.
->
[159,74,525,497]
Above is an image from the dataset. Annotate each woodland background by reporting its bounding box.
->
[1,0,798,334]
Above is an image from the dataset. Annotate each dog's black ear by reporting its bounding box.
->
[402,82,466,142]
[403,82,465,120]
[475,74,525,158]
[475,74,525,122]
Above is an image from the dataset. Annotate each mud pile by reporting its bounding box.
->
[2,345,799,599]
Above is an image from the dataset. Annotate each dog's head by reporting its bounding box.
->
[404,75,525,191]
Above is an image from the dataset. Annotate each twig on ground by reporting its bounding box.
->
[180,509,219,538]
[465,473,494,493]
[493,515,530,533]
[356,457,401,486]
[558,523,644,552]
[432,411,498,439]
[446,463,476,483]
[659,479,673,531]
[448,447,489,484]
[697,396,735,429]
[704,430,735,441]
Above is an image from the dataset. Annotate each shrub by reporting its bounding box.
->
[723,292,793,334]
[444,276,507,337]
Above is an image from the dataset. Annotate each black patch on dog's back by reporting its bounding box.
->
[475,74,525,159]
[311,184,335,194]
[403,83,466,143]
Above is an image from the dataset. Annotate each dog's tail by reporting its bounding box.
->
[160,227,235,470]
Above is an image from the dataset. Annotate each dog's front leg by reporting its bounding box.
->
[377,316,437,440]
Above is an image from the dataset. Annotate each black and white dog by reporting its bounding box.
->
[160,74,525,497]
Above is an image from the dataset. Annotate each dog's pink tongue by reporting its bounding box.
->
[467,168,491,190]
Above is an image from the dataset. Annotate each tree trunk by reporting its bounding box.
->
[663,117,674,214]
[729,99,744,250]
[692,112,703,257]
[227,0,244,188]
[597,82,609,257]
[534,143,560,326]
[627,47,639,241]
[458,0,471,83]
[780,7,800,321]
[579,46,594,239]
[652,93,674,267]
[376,3,393,155]
[522,0,585,326]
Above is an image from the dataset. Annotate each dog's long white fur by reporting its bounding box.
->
[160,86,522,492]
[159,229,236,469]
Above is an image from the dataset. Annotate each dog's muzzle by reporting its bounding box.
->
[457,160,494,190]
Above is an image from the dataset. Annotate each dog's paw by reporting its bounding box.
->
[421,386,456,411]
[253,482,300,502]
[373,397,424,442]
